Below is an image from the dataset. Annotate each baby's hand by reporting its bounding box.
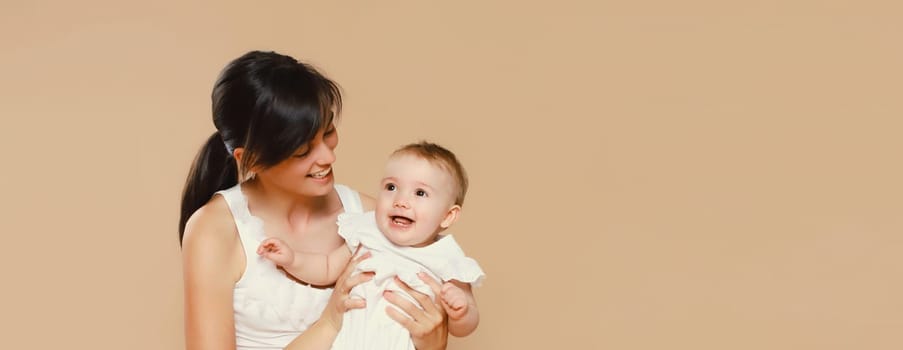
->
[440,282,469,320]
[257,238,294,267]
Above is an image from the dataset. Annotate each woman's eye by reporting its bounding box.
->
[385,183,396,191]
[415,190,427,197]
[324,127,336,135]
[293,151,309,158]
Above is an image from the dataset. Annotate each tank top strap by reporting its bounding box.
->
[215,184,248,224]
[215,184,264,234]
[334,184,364,214]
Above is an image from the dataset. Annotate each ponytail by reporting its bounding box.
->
[179,132,238,244]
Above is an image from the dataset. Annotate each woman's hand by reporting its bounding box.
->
[283,248,373,350]
[320,249,373,333]
[384,272,449,350]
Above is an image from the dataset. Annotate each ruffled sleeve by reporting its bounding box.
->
[337,211,390,252]
[399,234,486,288]
[439,256,486,287]
[336,212,365,251]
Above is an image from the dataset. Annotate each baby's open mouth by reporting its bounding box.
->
[391,215,414,226]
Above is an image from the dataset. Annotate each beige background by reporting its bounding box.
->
[2,1,901,349]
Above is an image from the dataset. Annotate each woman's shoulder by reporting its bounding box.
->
[182,195,241,255]
[181,195,245,286]
[359,192,375,211]
[335,183,376,211]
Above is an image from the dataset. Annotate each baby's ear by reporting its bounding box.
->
[440,205,462,229]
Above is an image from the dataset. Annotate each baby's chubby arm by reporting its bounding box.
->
[257,238,352,286]
[441,280,479,337]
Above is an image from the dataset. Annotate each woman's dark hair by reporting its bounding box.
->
[179,50,342,243]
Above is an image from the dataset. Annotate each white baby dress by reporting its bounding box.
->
[330,211,485,350]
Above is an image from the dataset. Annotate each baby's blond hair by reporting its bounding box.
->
[391,141,468,206]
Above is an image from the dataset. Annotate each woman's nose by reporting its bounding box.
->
[311,140,336,165]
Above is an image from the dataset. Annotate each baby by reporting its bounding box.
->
[257,141,484,349]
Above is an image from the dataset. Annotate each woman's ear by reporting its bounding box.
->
[440,205,462,229]
[233,148,244,163]
[233,148,258,181]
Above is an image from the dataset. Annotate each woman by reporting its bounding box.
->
[179,50,449,350]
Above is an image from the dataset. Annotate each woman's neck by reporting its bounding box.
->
[243,179,336,224]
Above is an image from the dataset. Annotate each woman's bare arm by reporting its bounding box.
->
[182,197,244,350]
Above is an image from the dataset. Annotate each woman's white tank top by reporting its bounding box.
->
[215,183,364,350]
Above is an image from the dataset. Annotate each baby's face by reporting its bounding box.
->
[375,154,459,247]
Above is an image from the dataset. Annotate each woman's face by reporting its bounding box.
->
[257,123,339,197]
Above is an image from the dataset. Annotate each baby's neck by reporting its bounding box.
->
[405,232,444,248]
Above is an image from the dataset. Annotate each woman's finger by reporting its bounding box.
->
[386,304,421,328]
[415,273,447,317]
[343,296,366,311]
[384,289,424,323]
[388,276,445,324]
[336,247,370,291]
[417,272,444,297]
[319,247,372,331]
[343,271,374,294]
[386,276,449,344]
[394,276,442,317]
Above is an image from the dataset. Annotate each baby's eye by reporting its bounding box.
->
[415,190,427,197]
[385,183,396,191]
